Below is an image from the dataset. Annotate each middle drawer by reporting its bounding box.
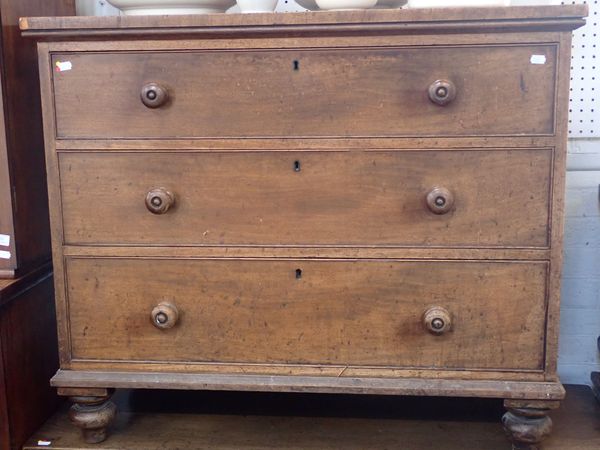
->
[58,149,552,248]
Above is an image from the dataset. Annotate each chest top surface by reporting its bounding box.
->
[19,4,587,39]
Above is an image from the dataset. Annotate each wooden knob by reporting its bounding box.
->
[151,302,179,330]
[145,188,175,215]
[423,306,452,335]
[141,83,169,108]
[428,79,456,106]
[426,186,454,215]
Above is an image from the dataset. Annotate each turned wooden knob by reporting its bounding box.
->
[145,188,175,215]
[151,302,179,330]
[141,82,169,108]
[428,79,456,106]
[423,306,452,335]
[426,186,454,215]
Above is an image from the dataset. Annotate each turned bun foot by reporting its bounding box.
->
[502,402,556,450]
[68,395,117,443]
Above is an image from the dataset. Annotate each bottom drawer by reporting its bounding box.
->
[65,258,547,371]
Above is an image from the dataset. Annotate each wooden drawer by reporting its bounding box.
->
[58,149,552,248]
[51,45,556,139]
[66,258,547,371]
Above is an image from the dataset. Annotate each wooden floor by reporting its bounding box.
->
[24,385,599,450]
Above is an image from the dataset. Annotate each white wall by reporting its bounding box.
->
[78,0,600,385]
[556,0,600,386]
[560,143,600,385]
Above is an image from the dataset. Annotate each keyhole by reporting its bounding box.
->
[293,60,299,71]
[294,160,301,172]
[295,269,302,279]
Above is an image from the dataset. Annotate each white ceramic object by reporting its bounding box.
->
[293,0,317,9]
[236,0,278,12]
[106,0,236,14]
[374,0,407,8]
[408,0,508,7]
[315,0,378,10]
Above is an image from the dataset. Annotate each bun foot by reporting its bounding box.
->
[68,394,117,443]
[502,400,559,450]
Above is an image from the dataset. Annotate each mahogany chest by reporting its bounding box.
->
[21,5,587,448]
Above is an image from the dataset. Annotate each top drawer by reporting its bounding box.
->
[51,45,557,139]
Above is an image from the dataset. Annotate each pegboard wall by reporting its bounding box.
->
[563,0,599,137]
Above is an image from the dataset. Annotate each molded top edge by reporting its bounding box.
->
[20,5,588,38]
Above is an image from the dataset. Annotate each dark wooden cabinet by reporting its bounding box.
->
[0,0,75,278]
[0,2,76,448]
[0,266,60,450]
[22,5,587,449]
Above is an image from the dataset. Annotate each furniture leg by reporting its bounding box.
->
[67,392,117,443]
[502,400,559,450]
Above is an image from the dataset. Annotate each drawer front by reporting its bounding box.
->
[66,258,547,371]
[52,45,556,138]
[59,149,551,248]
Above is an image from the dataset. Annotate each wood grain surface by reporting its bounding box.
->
[65,258,547,371]
[51,46,557,139]
[58,149,552,248]
[19,5,587,38]
[25,5,588,445]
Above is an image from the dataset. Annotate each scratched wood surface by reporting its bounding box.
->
[65,258,547,370]
[23,5,587,446]
[30,4,583,394]
[50,45,557,139]
[19,5,587,35]
[58,149,552,247]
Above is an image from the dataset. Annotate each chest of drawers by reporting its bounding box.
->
[21,5,587,448]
